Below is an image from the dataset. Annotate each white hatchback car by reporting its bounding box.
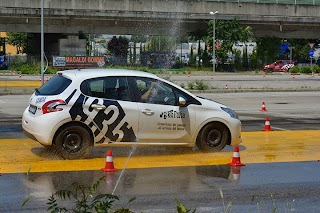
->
[22,69,241,159]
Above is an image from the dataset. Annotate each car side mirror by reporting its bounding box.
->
[178,97,188,107]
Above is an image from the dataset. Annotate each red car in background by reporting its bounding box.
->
[263,60,294,72]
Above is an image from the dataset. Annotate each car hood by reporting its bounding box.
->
[196,96,228,109]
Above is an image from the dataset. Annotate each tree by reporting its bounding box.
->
[205,18,252,65]
[6,32,28,54]
[146,36,176,52]
[202,44,211,67]
[255,37,282,65]
[188,46,196,67]
[107,36,129,65]
[133,42,136,64]
[190,29,207,67]
[287,39,309,61]
[130,35,148,43]
[107,36,129,57]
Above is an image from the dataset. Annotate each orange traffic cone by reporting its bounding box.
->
[101,150,118,172]
[260,101,267,112]
[229,146,245,167]
[263,117,272,131]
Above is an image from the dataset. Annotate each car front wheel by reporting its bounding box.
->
[54,125,91,160]
[196,122,229,152]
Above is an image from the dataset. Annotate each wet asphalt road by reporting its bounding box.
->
[1,75,320,212]
[2,163,320,212]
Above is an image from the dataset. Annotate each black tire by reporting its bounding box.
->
[196,122,228,152]
[54,125,91,160]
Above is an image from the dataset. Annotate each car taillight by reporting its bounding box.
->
[42,99,66,114]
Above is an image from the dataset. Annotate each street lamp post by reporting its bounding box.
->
[209,11,218,74]
[41,0,44,85]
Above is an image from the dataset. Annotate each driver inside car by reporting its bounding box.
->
[141,81,157,102]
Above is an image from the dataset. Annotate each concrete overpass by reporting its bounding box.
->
[1,0,320,39]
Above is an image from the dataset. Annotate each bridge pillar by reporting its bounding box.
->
[27,33,86,62]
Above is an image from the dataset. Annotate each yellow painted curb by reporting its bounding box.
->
[0,81,41,88]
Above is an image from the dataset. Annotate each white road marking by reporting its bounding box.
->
[271,126,290,131]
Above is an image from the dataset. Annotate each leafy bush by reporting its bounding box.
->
[187,81,195,90]
[300,66,312,74]
[46,176,121,213]
[311,65,320,73]
[289,66,300,74]
[15,64,39,74]
[14,63,59,75]
[194,80,209,90]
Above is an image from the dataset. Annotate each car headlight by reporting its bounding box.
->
[221,107,239,119]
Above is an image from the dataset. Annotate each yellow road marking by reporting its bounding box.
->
[0,81,41,88]
[0,130,319,174]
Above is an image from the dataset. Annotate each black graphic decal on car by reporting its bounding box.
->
[67,92,136,143]
[160,110,185,120]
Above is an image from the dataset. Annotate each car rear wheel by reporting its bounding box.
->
[54,125,91,160]
[196,122,228,152]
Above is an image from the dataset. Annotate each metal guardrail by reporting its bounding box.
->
[206,0,320,5]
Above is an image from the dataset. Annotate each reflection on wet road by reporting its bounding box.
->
[2,162,320,212]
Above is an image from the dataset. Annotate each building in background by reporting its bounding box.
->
[0,32,20,56]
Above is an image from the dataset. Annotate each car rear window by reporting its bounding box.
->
[35,74,72,96]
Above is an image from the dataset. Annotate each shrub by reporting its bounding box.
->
[15,64,39,75]
[46,176,121,213]
[289,66,300,74]
[300,66,312,74]
[311,65,320,73]
[194,80,209,90]
[45,66,59,74]
[187,81,195,90]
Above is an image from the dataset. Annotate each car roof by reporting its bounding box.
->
[59,68,159,80]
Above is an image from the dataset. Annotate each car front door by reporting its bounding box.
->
[129,77,197,144]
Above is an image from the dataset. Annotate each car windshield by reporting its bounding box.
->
[35,74,72,96]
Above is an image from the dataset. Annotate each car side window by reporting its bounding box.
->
[132,77,177,106]
[81,77,131,101]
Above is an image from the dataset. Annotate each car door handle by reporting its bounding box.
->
[141,109,154,115]
[91,104,106,110]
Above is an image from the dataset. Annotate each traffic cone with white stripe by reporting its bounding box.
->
[260,101,267,112]
[229,146,245,167]
[101,150,118,172]
[263,117,272,131]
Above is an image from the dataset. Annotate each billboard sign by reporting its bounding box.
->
[52,56,106,68]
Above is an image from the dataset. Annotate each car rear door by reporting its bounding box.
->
[69,76,139,144]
